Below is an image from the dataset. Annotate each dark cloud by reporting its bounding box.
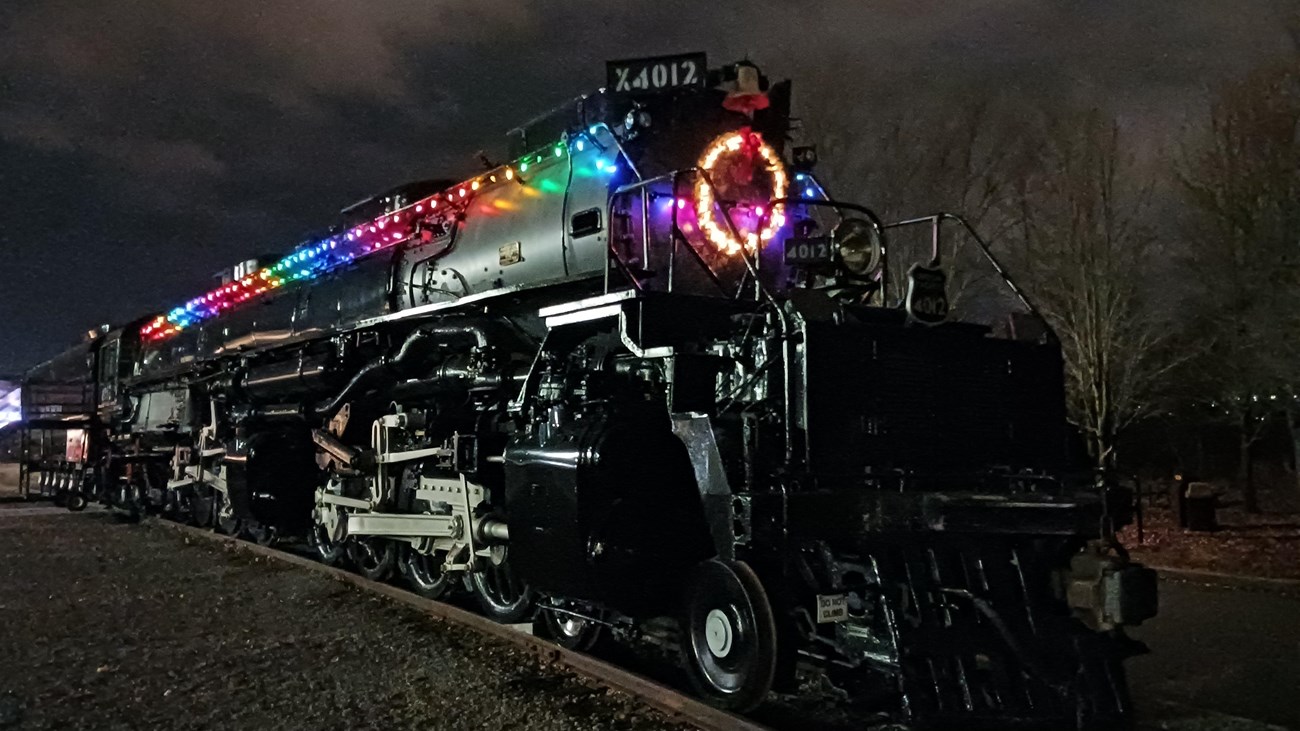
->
[1,0,1296,372]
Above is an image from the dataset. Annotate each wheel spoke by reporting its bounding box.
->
[509,568,525,603]
[503,565,519,602]
[491,561,505,599]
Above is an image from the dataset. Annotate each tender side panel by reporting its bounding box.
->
[802,320,1068,484]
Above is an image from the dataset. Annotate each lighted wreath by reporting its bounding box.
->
[695,128,789,255]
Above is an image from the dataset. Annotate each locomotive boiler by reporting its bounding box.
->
[21,54,1156,728]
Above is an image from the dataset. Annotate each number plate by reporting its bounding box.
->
[607,52,707,95]
[784,236,835,266]
[816,594,849,623]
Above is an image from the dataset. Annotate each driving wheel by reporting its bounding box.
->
[214,492,241,535]
[401,548,453,600]
[66,491,88,512]
[347,538,397,581]
[470,545,533,623]
[534,599,605,652]
[307,521,346,565]
[189,485,215,527]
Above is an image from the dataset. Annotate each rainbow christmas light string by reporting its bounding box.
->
[140,127,625,342]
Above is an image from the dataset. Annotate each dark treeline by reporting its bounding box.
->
[805,51,1300,510]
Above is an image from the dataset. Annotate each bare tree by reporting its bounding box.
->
[1007,110,1177,471]
[801,89,1174,471]
[798,90,1027,309]
[1178,59,1300,510]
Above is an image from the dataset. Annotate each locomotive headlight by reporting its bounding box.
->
[833,218,883,277]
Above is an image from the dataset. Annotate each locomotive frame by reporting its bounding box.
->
[19,56,1157,729]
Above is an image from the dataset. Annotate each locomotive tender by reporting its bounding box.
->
[22,55,1157,728]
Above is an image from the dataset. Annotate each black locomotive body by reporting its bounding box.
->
[20,57,1156,728]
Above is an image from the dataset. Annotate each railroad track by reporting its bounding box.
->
[148,517,769,731]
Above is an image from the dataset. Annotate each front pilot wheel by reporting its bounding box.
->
[680,558,777,713]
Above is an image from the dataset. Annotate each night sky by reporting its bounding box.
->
[1,0,1295,373]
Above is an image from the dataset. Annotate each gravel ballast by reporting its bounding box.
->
[0,476,1287,731]
[0,512,688,731]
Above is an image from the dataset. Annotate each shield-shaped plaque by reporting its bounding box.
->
[905,264,949,325]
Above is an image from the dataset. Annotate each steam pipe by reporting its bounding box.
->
[314,329,437,417]
[312,428,361,468]
[315,318,528,418]
[313,346,421,418]
[242,353,334,401]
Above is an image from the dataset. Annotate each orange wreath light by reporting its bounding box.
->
[695,129,788,255]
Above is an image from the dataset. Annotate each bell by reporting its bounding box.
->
[723,63,770,114]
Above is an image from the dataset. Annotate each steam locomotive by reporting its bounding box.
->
[20,55,1157,728]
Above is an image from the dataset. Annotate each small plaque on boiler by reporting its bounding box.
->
[499,241,522,266]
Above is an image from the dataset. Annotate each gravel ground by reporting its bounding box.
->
[0,464,1287,731]
[0,512,690,731]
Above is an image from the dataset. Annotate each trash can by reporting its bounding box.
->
[1184,482,1217,532]
[1170,478,1189,527]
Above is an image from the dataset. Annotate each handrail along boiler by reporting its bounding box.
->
[22,54,1157,728]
